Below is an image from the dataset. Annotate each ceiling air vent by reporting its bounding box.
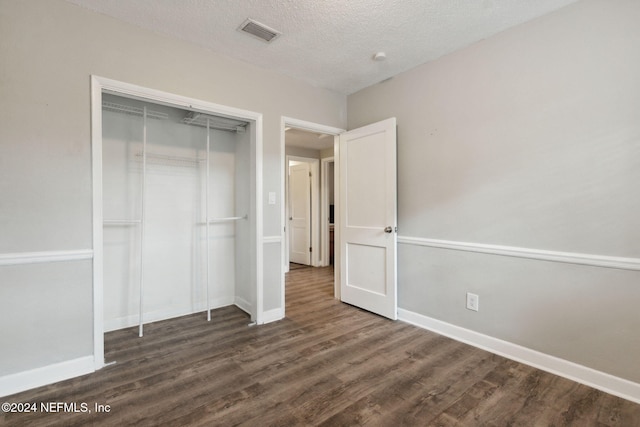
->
[238,18,281,43]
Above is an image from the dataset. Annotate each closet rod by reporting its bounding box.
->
[205,118,211,322]
[103,219,141,226]
[195,215,247,225]
[185,123,245,133]
[207,215,247,223]
[138,106,148,338]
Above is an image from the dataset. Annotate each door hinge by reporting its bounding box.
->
[309,172,312,177]
[309,247,312,252]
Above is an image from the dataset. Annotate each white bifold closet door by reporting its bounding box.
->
[102,94,253,333]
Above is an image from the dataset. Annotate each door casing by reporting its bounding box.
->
[281,117,345,312]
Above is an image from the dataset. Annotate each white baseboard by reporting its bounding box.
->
[0,356,95,398]
[234,296,252,315]
[397,308,640,404]
[104,297,235,332]
[261,308,284,324]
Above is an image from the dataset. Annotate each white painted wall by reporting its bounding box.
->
[0,0,345,389]
[348,0,640,385]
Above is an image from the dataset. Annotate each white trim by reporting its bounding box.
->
[95,76,261,122]
[261,308,284,324]
[91,76,105,369]
[263,235,282,244]
[234,296,253,316]
[0,249,93,267]
[398,236,640,272]
[398,308,640,404]
[283,117,345,136]
[92,75,263,367]
[0,356,95,398]
[281,117,288,276]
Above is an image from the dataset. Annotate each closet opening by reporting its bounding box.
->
[92,77,262,368]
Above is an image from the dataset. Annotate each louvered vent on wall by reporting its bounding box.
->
[238,18,281,43]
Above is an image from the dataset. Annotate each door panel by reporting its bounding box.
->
[339,118,397,320]
[345,132,387,228]
[289,162,311,265]
[346,243,387,295]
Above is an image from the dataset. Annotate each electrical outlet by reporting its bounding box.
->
[466,292,479,312]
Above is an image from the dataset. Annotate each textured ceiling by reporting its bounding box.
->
[66,0,578,94]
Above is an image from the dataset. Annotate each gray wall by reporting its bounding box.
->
[0,0,345,378]
[285,146,321,159]
[348,0,640,383]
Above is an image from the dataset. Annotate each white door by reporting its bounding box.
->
[339,118,397,319]
[289,162,311,265]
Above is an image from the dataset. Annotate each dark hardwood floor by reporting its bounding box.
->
[3,265,640,426]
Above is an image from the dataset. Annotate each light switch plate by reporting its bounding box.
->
[268,192,276,205]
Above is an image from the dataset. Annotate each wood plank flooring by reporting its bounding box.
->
[2,265,640,426]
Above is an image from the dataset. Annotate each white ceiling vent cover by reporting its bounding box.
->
[238,18,281,43]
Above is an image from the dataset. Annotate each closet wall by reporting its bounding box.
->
[102,94,253,331]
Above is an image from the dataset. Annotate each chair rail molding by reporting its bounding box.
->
[263,235,282,244]
[397,236,640,272]
[0,249,93,267]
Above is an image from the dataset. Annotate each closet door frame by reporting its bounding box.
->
[91,76,263,370]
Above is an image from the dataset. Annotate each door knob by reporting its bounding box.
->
[384,226,393,233]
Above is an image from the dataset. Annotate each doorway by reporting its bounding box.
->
[283,117,398,321]
[281,117,344,313]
